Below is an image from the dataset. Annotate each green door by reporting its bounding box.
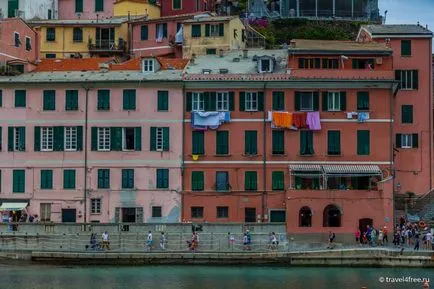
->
[270,210,286,222]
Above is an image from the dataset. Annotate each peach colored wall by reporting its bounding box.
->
[0,18,37,64]
[0,83,184,223]
[57,0,114,19]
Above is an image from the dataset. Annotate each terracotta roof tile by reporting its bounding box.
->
[157,57,189,70]
[110,58,141,70]
[35,58,113,72]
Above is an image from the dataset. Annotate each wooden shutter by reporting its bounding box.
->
[395,70,402,89]
[239,92,245,111]
[136,207,144,223]
[134,127,142,151]
[395,133,402,148]
[294,91,300,111]
[313,92,319,111]
[115,207,120,223]
[228,91,234,111]
[141,25,148,40]
[34,127,40,151]
[322,92,328,111]
[150,127,156,151]
[340,92,346,111]
[186,92,192,111]
[219,23,224,36]
[53,126,64,151]
[412,134,418,148]
[298,58,305,68]
[8,127,13,151]
[163,127,170,151]
[110,127,122,151]
[257,91,264,111]
[205,24,210,37]
[91,127,98,151]
[412,70,418,89]
[163,23,168,38]
[76,126,83,151]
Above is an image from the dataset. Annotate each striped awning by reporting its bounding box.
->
[289,164,322,172]
[322,165,382,175]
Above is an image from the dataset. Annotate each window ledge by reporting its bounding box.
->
[189,154,206,157]
[90,213,101,215]
[242,154,260,157]
[271,153,286,157]
[298,154,315,157]
[214,154,232,157]
[327,154,342,157]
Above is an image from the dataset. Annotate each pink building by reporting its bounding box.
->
[0,17,38,73]
[357,25,434,201]
[159,0,212,17]
[57,0,114,19]
[0,57,188,223]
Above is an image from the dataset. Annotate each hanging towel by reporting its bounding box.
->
[272,111,292,129]
[293,112,307,128]
[306,111,321,131]
[347,112,354,119]
[358,112,370,123]
[191,112,208,130]
[218,111,230,124]
[196,111,221,126]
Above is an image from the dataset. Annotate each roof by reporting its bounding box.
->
[183,16,235,24]
[322,165,382,175]
[27,17,132,26]
[361,24,433,38]
[129,12,211,24]
[114,0,152,3]
[157,57,189,70]
[288,39,392,55]
[35,58,113,72]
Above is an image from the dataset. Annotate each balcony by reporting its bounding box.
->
[289,68,395,80]
[88,40,125,54]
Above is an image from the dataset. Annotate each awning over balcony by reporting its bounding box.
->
[289,164,322,172]
[322,165,382,176]
[0,202,28,211]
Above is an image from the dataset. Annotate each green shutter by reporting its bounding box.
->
[186,92,192,112]
[173,0,181,9]
[313,92,319,111]
[76,126,83,151]
[272,130,284,154]
[97,90,110,110]
[340,92,346,111]
[192,171,204,191]
[0,127,2,151]
[34,126,40,151]
[15,90,26,108]
[357,130,370,155]
[41,170,53,189]
[110,127,122,151]
[192,24,201,37]
[158,90,169,111]
[395,133,402,148]
[123,89,136,110]
[98,169,110,189]
[13,170,25,193]
[0,90,2,107]
[412,134,418,148]
[272,171,284,191]
[395,70,402,89]
[95,0,104,11]
[314,58,320,68]
[150,127,156,151]
[141,25,148,40]
[245,171,257,191]
[162,23,167,38]
[401,105,413,124]
[239,92,245,111]
[300,131,314,155]
[245,130,257,155]
[122,169,134,189]
[412,70,418,89]
[272,91,284,111]
[205,92,216,111]
[218,23,224,36]
[64,169,75,189]
[65,90,78,111]
[401,40,411,56]
[357,92,369,110]
[322,92,328,111]
[157,169,169,189]
[75,0,83,12]
[228,91,235,111]
[216,131,229,155]
[205,24,210,37]
[192,131,204,154]
[91,127,98,151]
[163,127,170,151]
[134,127,142,151]
[17,127,25,151]
[298,58,305,68]
[257,91,264,111]
[294,91,301,111]
[327,130,341,155]
[8,127,13,151]
[43,90,55,111]
[53,126,64,151]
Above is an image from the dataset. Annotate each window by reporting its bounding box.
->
[0,90,2,107]
[48,9,52,19]
[152,206,162,218]
[25,37,31,51]
[95,0,104,12]
[142,59,154,73]
[259,58,271,73]
[206,48,216,55]
[272,91,284,111]
[156,169,169,189]
[322,58,339,69]
[326,92,341,111]
[191,92,204,111]
[72,27,83,42]
[97,90,110,110]
[245,208,256,222]
[65,90,78,110]
[244,171,257,191]
[357,130,370,155]
[244,130,257,155]
[191,171,204,191]
[158,91,169,111]
[122,127,141,151]
[323,205,341,227]
[122,169,134,189]
[41,127,54,151]
[216,131,229,155]
[63,169,76,189]
[91,199,101,214]
[299,207,312,227]
[217,206,229,218]
[192,131,204,154]
[357,92,369,110]
[155,23,168,39]
[401,40,411,56]
[150,127,169,152]
[40,170,53,189]
[45,53,56,59]
[15,90,26,108]
[40,203,51,222]
[396,70,418,90]
[216,171,229,191]
[401,105,413,124]
[216,92,229,111]
[46,28,56,42]
[123,89,136,110]
[191,24,201,37]
[14,32,20,47]
[205,24,223,37]
[191,207,203,218]
[245,92,258,111]
[396,133,418,149]
[327,130,341,155]
[272,130,284,155]
[173,0,182,9]
[352,59,374,69]
[295,91,319,112]
[75,0,83,12]
[298,58,320,69]
[43,90,55,111]
[141,25,148,40]
[13,170,25,193]
[272,171,284,191]
[98,169,110,189]
[97,128,110,151]
[300,131,314,155]
[64,127,77,151]
[8,127,25,152]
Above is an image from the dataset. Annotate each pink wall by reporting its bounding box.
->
[57,0,114,19]
[0,84,184,223]
[160,0,210,17]
[0,18,38,65]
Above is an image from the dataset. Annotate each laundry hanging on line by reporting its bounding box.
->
[191,111,231,130]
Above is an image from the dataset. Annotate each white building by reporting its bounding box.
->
[0,0,57,20]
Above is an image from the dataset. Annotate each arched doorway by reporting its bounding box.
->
[359,218,373,237]
[299,206,312,227]
[323,204,341,227]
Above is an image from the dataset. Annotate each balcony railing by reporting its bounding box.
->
[88,40,125,52]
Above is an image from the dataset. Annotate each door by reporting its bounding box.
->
[61,209,76,223]
[40,203,51,222]
[122,208,136,223]
[244,208,256,223]
[96,28,115,49]
[359,218,373,236]
[270,210,286,222]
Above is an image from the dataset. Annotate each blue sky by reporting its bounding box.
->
[379,0,434,30]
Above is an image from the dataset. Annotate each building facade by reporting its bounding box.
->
[57,0,113,20]
[0,57,187,223]
[159,0,212,17]
[1,0,57,19]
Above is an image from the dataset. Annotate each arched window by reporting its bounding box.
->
[323,204,341,227]
[299,206,312,227]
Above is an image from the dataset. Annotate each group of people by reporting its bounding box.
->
[392,222,433,250]
[355,225,388,246]
[87,230,168,251]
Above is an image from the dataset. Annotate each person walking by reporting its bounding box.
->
[414,230,420,251]
[382,226,388,244]
[146,231,153,252]
[102,231,110,250]
[159,232,166,250]
[424,230,431,250]
[327,231,335,249]
[355,228,361,245]
[271,232,278,250]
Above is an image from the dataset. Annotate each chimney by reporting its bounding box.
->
[242,49,248,59]
[219,49,224,58]
[290,40,296,48]
[99,62,109,73]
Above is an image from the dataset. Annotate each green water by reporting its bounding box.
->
[0,264,432,289]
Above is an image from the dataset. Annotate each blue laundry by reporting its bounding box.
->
[358,112,370,123]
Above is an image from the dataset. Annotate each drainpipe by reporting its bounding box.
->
[390,84,395,227]
[262,83,267,222]
[181,82,186,222]
[83,87,90,223]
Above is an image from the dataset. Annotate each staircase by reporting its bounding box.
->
[244,22,266,49]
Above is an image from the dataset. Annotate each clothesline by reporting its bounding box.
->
[269,111,321,131]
